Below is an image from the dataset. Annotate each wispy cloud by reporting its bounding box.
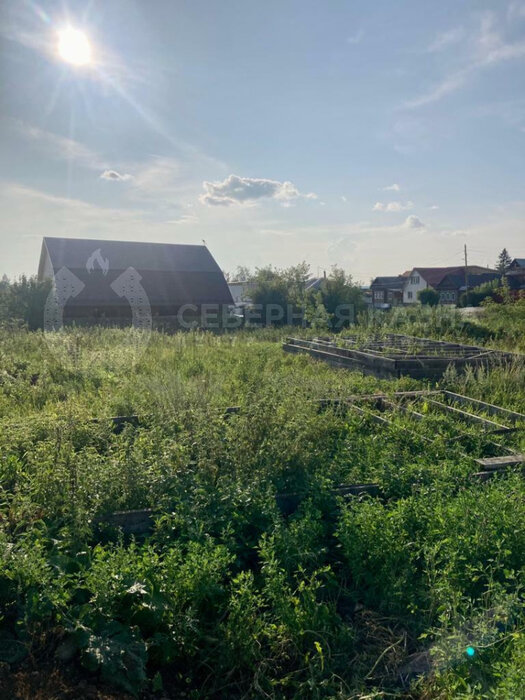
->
[15,121,107,170]
[165,214,199,225]
[200,174,317,207]
[373,200,414,212]
[428,27,465,52]
[383,183,400,192]
[405,11,525,108]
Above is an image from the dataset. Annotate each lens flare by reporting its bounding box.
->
[57,27,92,66]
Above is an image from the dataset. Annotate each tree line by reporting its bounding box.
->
[226,263,365,329]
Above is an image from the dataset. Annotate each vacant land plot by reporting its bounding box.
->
[0,326,524,698]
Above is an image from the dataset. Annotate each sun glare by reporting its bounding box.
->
[57,27,92,66]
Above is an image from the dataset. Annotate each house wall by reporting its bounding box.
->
[439,290,457,305]
[372,289,386,307]
[40,250,54,281]
[403,270,428,304]
[228,282,252,305]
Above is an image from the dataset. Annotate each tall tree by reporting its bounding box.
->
[496,248,512,273]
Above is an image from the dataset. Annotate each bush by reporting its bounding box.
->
[418,288,440,306]
[0,276,52,330]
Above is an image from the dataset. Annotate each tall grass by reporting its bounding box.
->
[0,326,523,698]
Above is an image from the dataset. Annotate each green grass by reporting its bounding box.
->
[0,323,524,698]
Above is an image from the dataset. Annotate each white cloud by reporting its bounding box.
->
[405,215,425,229]
[200,174,317,207]
[429,204,439,210]
[341,195,348,202]
[383,183,400,191]
[100,170,133,182]
[373,200,414,212]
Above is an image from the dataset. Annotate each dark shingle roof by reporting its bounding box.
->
[414,266,496,287]
[371,276,405,290]
[39,237,233,307]
[436,272,501,291]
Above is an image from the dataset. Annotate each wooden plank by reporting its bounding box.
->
[423,397,510,432]
[276,483,380,515]
[97,508,154,534]
[348,403,394,426]
[333,483,380,497]
[381,399,426,421]
[443,391,525,423]
[472,468,525,482]
[475,455,525,469]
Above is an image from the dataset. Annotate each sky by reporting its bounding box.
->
[1,0,524,284]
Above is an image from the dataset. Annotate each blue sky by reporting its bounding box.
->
[1,0,524,282]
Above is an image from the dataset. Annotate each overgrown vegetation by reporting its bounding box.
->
[231,263,366,328]
[0,312,523,698]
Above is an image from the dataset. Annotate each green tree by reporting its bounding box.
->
[496,248,512,273]
[310,267,365,329]
[418,288,440,306]
[305,291,332,330]
[0,276,52,330]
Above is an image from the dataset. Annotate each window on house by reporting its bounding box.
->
[373,291,383,300]
[407,291,413,300]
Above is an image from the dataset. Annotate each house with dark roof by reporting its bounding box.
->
[435,272,501,305]
[402,266,497,304]
[38,237,233,324]
[506,258,525,296]
[370,276,405,308]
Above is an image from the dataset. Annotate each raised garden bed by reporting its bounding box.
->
[282,333,520,380]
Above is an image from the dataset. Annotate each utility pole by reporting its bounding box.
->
[464,244,469,306]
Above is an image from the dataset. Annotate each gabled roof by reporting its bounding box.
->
[38,237,233,307]
[370,276,405,290]
[409,266,497,288]
[436,272,501,291]
[305,277,325,291]
[510,258,525,268]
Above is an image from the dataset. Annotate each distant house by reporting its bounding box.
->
[38,237,233,323]
[402,266,497,304]
[305,276,325,293]
[370,276,405,309]
[228,280,254,310]
[435,272,501,305]
[506,258,525,296]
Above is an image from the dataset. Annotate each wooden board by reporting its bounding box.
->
[475,454,525,469]
[423,397,510,432]
[443,391,525,423]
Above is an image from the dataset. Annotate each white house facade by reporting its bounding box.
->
[402,270,429,304]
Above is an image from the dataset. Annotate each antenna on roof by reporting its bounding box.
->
[202,239,207,247]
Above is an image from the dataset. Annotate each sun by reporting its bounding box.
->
[57,27,92,66]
